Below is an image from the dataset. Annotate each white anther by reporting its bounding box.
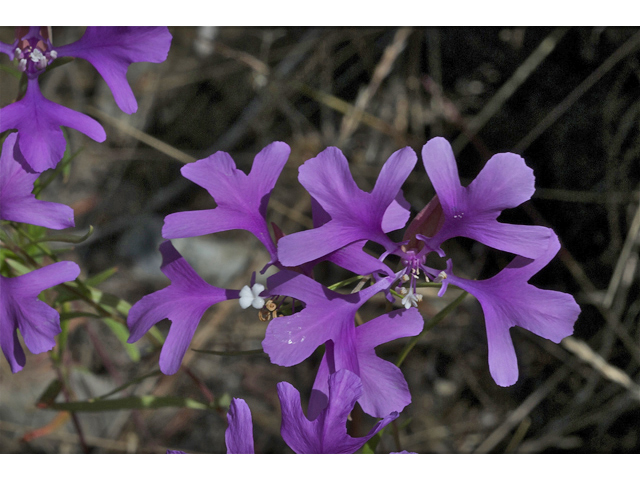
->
[50,50,57,60]
[29,49,47,69]
[239,283,266,309]
[437,271,447,281]
[401,292,420,309]
[18,59,27,72]
[14,47,22,57]
[401,274,410,283]
[399,287,408,296]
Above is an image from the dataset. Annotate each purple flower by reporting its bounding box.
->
[419,137,552,259]
[438,232,580,386]
[0,27,172,172]
[163,142,291,268]
[225,398,255,454]
[0,133,74,229]
[0,261,80,373]
[0,76,106,172]
[127,241,239,375]
[279,369,398,454]
[307,308,423,419]
[261,270,393,368]
[277,146,416,267]
[54,27,173,115]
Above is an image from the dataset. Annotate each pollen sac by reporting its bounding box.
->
[258,299,280,322]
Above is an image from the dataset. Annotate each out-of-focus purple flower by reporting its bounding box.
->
[437,232,580,386]
[0,76,106,172]
[225,398,255,454]
[279,369,398,454]
[261,270,393,368]
[163,142,291,269]
[0,27,172,172]
[0,261,79,373]
[308,308,423,419]
[127,241,239,375]
[277,146,416,267]
[419,137,552,258]
[0,133,74,229]
[166,450,186,454]
[54,27,172,115]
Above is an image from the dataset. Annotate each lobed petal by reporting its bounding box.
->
[162,143,290,264]
[279,370,398,454]
[127,241,238,375]
[0,133,74,229]
[225,398,255,454]
[421,137,550,259]
[278,146,413,267]
[0,262,79,373]
[445,233,580,386]
[56,27,172,114]
[310,309,423,418]
[262,271,392,367]
[0,78,106,172]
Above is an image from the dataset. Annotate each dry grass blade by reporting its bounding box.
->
[338,27,413,147]
[452,27,569,155]
[562,337,640,402]
[515,29,640,153]
[87,106,197,164]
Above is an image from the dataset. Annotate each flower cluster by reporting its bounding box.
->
[0,27,172,372]
[128,136,580,452]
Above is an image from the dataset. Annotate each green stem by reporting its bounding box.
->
[396,290,468,368]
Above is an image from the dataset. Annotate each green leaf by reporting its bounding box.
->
[45,395,213,412]
[101,317,140,362]
[85,266,119,288]
[191,348,265,357]
[28,226,94,246]
[36,379,64,408]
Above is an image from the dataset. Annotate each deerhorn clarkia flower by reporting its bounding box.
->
[0,261,80,373]
[307,308,423,419]
[163,142,291,269]
[277,146,416,267]
[437,232,580,386]
[0,27,172,172]
[0,133,74,229]
[127,241,240,375]
[279,369,398,454]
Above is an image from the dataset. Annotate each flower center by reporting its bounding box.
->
[14,37,57,78]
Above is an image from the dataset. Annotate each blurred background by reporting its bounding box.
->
[1,26,639,453]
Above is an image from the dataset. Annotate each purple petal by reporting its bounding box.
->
[0,262,80,373]
[445,233,580,386]
[127,241,238,375]
[225,398,255,454]
[56,27,172,114]
[381,190,411,234]
[163,142,290,265]
[0,39,16,59]
[310,309,423,418]
[262,271,392,367]
[279,370,398,454]
[421,137,550,259]
[0,133,74,228]
[0,78,106,172]
[278,146,415,266]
